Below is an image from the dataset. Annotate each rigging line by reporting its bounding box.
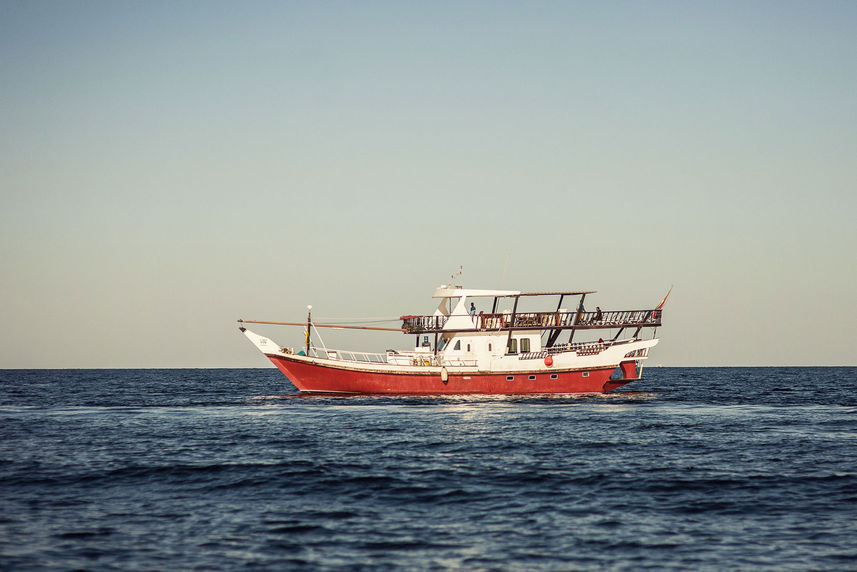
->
[239,320,404,332]
[312,317,399,325]
[311,321,328,351]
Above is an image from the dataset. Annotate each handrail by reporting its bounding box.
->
[401,309,661,333]
[308,346,477,368]
[401,314,449,334]
[517,338,644,360]
[309,347,389,363]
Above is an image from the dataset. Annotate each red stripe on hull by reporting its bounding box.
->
[267,355,632,394]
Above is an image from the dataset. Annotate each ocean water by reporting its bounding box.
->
[1,368,856,570]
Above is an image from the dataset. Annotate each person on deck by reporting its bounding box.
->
[469,302,476,317]
[594,306,603,322]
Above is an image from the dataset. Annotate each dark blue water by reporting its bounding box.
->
[2,368,856,570]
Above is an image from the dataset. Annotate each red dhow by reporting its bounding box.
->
[239,282,663,394]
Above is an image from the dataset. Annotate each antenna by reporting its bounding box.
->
[446,265,463,288]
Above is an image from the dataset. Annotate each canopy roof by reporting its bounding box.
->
[432,286,596,299]
[432,286,520,298]
[518,290,597,297]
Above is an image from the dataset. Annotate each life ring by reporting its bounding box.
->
[544,355,553,367]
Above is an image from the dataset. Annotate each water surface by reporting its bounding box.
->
[1,367,856,570]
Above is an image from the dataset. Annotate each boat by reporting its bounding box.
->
[238,280,668,394]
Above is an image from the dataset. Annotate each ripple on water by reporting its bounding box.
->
[1,368,856,569]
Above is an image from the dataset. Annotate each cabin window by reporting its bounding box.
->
[467,344,471,352]
[506,376,514,381]
[488,343,492,351]
[520,338,530,353]
[582,372,590,378]
[507,339,518,354]
[550,374,558,380]
[453,340,461,350]
[528,375,536,380]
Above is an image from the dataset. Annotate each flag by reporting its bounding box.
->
[656,285,673,310]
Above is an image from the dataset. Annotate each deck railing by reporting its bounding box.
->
[401,309,661,333]
[309,347,388,364]
[309,346,477,368]
[497,309,661,329]
[401,315,449,334]
[518,340,614,360]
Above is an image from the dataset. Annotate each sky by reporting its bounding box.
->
[1,0,855,368]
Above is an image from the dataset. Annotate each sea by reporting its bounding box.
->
[1,368,856,571]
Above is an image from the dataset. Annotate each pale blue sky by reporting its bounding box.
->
[2,1,855,367]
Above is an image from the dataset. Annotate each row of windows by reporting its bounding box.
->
[506,374,559,381]
[506,338,532,354]
[450,338,535,353]
[447,337,533,354]
[452,340,481,352]
[504,372,591,381]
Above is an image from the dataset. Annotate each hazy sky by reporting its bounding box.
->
[2,1,855,368]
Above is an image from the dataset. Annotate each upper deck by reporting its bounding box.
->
[401,308,662,335]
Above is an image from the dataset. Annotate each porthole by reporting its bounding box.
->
[528,375,536,380]
[506,376,514,381]
[550,374,558,380]
[582,372,590,378]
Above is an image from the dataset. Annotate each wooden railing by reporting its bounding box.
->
[400,314,449,334]
[401,309,661,334]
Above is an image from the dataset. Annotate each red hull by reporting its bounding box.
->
[267,354,633,394]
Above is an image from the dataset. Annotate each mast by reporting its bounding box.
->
[306,305,312,355]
